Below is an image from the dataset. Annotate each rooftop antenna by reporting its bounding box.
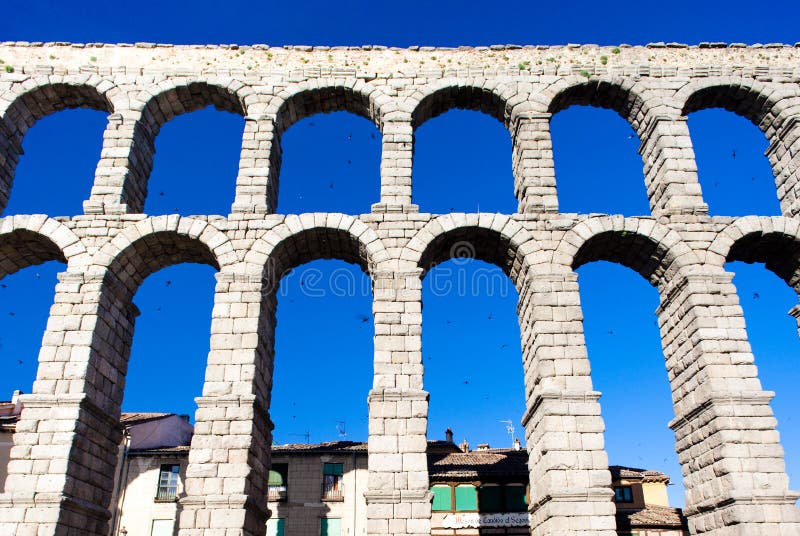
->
[289,430,311,443]
[336,420,347,439]
[500,419,516,448]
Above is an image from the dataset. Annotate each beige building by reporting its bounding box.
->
[0,392,687,536]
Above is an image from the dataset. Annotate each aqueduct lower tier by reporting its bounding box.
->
[0,42,799,536]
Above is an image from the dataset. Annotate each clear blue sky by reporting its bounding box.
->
[2,0,800,509]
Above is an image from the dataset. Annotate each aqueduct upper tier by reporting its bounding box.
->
[0,42,799,536]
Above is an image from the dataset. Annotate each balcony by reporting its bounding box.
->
[268,486,288,502]
[322,482,344,502]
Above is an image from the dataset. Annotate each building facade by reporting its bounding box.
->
[0,400,688,536]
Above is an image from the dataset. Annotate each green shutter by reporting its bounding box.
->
[478,485,502,512]
[323,463,343,476]
[431,485,452,511]
[266,518,284,536]
[504,484,527,512]
[321,517,341,536]
[455,484,477,511]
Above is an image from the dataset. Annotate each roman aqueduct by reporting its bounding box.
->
[0,42,799,535]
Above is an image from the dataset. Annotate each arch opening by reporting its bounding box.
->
[0,226,68,395]
[127,82,246,213]
[277,111,381,214]
[572,230,673,287]
[551,105,649,216]
[422,257,524,449]
[144,105,244,216]
[272,87,381,213]
[688,108,779,216]
[270,258,374,444]
[1,83,112,215]
[412,109,516,213]
[576,260,685,510]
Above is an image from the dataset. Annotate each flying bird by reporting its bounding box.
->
[732,149,737,159]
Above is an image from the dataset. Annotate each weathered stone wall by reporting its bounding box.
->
[0,42,798,536]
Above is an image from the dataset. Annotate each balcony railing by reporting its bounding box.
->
[268,486,288,502]
[155,487,178,502]
[322,483,344,501]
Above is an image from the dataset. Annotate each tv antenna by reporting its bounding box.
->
[500,419,516,447]
[289,430,311,443]
[336,421,347,439]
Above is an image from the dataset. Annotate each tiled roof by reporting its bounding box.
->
[428,449,529,480]
[119,412,174,426]
[272,441,367,453]
[616,505,688,529]
[610,465,671,483]
[129,445,190,456]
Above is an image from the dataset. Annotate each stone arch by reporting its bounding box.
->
[0,214,86,277]
[677,78,798,134]
[544,76,653,132]
[708,216,800,291]
[557,216,698,288]
[0,77,116,214]
[677,79,800,217]
[93,215,235,295]
[256,80,393,213]
[402,213,534,285]
[269,79,391,135]
[111,80,249,213]
[407,79,521,129]
[246,213,388,282]
[404,82,528,212]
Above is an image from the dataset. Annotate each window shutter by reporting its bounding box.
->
[431,485,452,511]
[454,484,478,511]
[323,463,343,476]
[504,484,528,512]
[266,518,284,536]
[478,485,502,512]
[321,517,341,536]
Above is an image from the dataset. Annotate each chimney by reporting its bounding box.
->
[445,427,453,443]
[476,443,490,451]
[513,437,521,451]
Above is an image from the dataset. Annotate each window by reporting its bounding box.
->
[268,463,288,501]
[266,517,285,536]
[503,484,528,512]
[322,463,344,501]
[321,517,341,536]
[455,484,478,511]
[431,485,453,511]
[156,464,180,501]
[614,485,633,503]
[151,519,174,536]
[478,484,528,513]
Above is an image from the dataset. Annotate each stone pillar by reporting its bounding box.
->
[231,115,278,215]
[512,112,559,214]
[517,271,617,536]
[84,110,155,215]
[640,115,708,218]
[657,270,800,535]
[178,271,271,536]
[366,269,429,536]
[0,271,136,536]
[767,115,800,218]
[372,115,417,213]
